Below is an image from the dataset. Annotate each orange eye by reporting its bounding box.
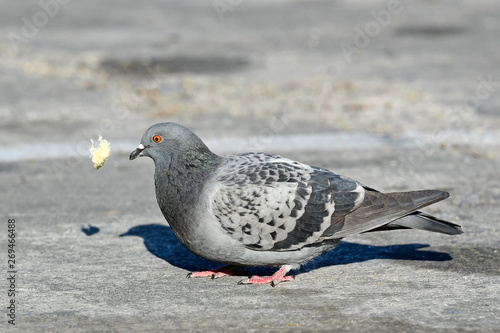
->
[152,135,162,143]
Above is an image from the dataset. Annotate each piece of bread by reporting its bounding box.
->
[89,135,110,170]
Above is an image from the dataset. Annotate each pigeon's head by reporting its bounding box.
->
[129,122,213,163]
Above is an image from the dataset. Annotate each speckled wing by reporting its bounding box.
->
[211,153,365,251]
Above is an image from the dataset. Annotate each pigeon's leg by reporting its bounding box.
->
[187,265,244,279]
[238,265,294,286]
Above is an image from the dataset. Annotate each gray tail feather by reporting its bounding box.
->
[387,211,463,235]
[334,189,461,238]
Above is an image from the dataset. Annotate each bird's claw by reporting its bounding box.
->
[237,265,295,286]
[187,266,245,279]
[238,275,294,286]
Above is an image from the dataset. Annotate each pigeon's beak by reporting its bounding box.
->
[129,144,147,160]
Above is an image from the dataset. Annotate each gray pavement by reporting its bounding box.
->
[1,1,500,332]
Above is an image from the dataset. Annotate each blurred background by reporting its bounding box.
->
[1,1,499,331]
[1,0,499,156]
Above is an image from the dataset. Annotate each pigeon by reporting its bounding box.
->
[129,122,463,286]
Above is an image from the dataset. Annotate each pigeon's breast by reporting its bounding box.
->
[161,179,247,264]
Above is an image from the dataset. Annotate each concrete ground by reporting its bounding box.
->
[1,1,499,332]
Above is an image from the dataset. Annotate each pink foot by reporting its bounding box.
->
[187,265,244,279]
[238,265,294,287]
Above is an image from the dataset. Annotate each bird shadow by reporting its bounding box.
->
[119,224,453,276]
